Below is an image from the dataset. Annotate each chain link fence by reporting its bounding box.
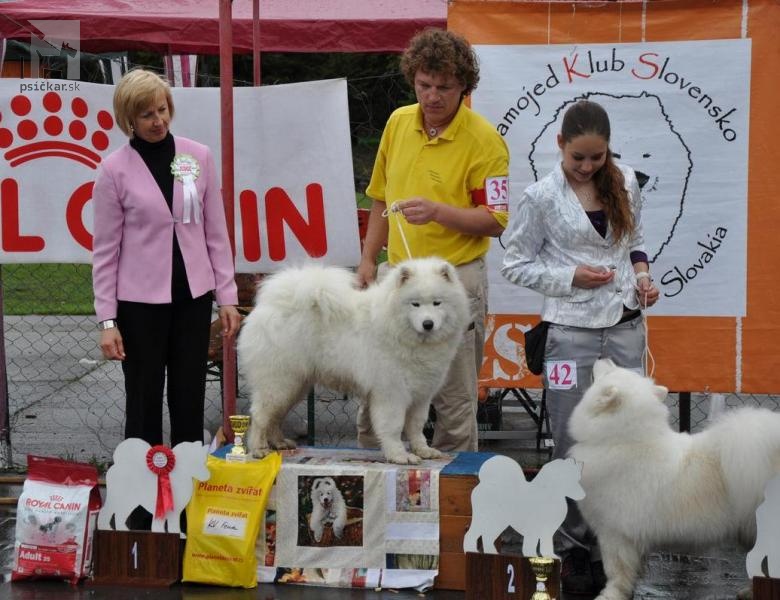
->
[3,273,779,471]
[0,283,370,469]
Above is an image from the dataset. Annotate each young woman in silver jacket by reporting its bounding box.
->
[501,99,660,595]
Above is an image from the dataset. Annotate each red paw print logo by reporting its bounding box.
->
[0,91,114,169]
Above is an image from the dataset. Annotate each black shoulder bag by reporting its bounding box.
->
[523,320,550,375]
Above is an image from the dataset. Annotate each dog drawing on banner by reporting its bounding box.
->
[238,257,470,465]
[568,359,780,600]
[463,455,584,556]
[308,477,347,543]
[98,439,211,534]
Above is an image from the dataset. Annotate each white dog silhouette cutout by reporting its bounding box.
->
[98,439,210,534]
[463,455,584,557]
[747,474,780,578]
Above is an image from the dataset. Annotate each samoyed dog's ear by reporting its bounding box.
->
[438,261,456,283]
[592,384,621,415]
[397,265,413,287]
[592,358,617,380]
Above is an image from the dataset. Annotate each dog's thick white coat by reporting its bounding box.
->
[308,476,347,543]
[568,359,780,600]
[238,257,470,464]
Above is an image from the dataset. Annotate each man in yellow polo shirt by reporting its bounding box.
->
[356,28,509,452]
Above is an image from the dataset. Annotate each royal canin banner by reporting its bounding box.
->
[0,78,360,272]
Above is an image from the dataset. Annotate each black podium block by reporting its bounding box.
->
[91,529,182,587]
[755,576,780,599]
[465,552,560,599]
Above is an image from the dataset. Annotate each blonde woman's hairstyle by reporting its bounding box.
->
[113,69,174,136]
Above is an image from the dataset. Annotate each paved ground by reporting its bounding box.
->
[0,580,459,599]
[0,547,752,599]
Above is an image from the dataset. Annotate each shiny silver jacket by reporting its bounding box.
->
[501,162,645,328]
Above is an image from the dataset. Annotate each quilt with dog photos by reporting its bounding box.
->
[255,447,451,590]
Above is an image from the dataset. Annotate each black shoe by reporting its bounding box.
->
[590,560,607,593]
[561,548,594,595]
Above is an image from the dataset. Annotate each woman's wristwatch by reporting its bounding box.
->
[97,319,118,330]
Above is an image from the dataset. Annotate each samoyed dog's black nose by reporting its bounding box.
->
[423,320,434,331]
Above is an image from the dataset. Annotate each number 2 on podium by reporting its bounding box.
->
[507,563,516,593]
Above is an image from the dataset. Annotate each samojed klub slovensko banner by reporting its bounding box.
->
[0,78,359,272]
[474,39,750,319]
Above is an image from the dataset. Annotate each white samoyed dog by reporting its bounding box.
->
[238,257,470,464]
[568,359,780,600]
[308,476,347,543]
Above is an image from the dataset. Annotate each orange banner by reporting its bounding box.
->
[452,0,780,393]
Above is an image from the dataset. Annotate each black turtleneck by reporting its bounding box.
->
[130,133,192,302]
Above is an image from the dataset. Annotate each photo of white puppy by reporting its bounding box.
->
[308,477,347,544]
[238,257,470,464]
[569,359,780,600]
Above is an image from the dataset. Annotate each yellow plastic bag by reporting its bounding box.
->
[183,452,281,588]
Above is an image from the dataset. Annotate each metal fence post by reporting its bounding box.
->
[0,268,12,468]
[307,389,316,446]
[679,391,691,432]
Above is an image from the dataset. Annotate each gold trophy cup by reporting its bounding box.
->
[228,415,251,461]
[528,556,555,600]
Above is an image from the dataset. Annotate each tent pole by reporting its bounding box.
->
[219,0,238,442]
[253,0,261,85]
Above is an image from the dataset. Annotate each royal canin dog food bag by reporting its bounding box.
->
[12,455,102,584]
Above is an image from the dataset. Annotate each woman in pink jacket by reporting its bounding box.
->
[92,69,240,447]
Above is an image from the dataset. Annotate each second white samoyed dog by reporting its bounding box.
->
[238,257,470,464]
[569,359,780,600]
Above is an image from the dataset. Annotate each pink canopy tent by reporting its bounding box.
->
[0,0,447,53]
[1,0,446,436]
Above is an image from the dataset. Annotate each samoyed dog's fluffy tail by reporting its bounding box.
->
[568,359,780,600]
[238,257,470,465]
[252,265,356,324]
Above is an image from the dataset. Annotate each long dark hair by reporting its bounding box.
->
[561,100,634,242]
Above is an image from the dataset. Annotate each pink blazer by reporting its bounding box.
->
[92,136,238,322]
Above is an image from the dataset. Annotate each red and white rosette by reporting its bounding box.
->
[146,445,176,519]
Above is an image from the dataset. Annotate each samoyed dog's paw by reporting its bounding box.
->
[736,583,753,600]
[385,450,422,465]
[595,586,630,600]
[271,437,297,450]
[411,445,444,460]
[251,446,273,458]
